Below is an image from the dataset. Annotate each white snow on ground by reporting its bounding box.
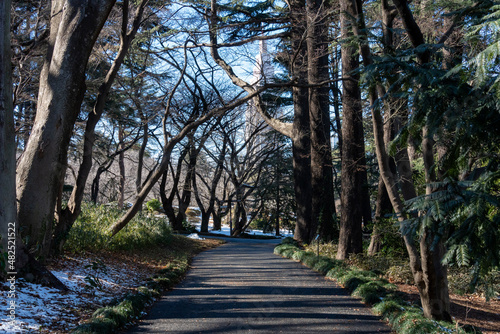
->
[0,255,150,333]
[195,222,293,238]
[186,233,205,240]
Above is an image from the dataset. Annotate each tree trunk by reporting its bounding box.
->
[16,0,116,259]
[52,1,147,253]
[307,0,336,243]
[0,0,18,273]
[367,176,392,255]
[289,0,313,244]
[118,125,126,209]
[136,120,148,195]
[336,0,365,259]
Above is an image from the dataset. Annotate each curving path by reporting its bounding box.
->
[127,237,391,333]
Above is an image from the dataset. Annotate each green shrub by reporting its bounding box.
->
[274,244,299,256]
[182,220,197,233]
[326,265,348,279]
[72,260,189,334]
[312,258,338,275]
[146,199,162,213]
[65,202,172,253]
[352,280,396,305]
[291,250,307,261]
[281,236,299,246]
[275,243,482,334]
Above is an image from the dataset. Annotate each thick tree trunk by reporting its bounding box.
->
[289,0,313,244]
[336,0,365,259]
[212,204,222,231]
[16,0,116,258]
[307,0,336,242]
[0,0,18,273]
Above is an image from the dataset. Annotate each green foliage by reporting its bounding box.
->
[65,202,172,253]
[281,236,299,246]
[352,280,396,305]
[182,220,197,233]
[404,172,500,292]
[145,199,162,213]
[84,260,108,292]
[273,243,299,257]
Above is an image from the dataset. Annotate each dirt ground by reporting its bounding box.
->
[396,284,500,334]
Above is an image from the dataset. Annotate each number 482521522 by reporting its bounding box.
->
[7,222,16,271]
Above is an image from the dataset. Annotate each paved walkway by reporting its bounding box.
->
[127,237,391,333]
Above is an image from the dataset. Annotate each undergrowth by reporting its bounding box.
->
[274,240,481,334]
[64,202,172,253]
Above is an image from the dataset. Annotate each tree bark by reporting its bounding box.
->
[0,0,18,272]
[289,0,313,243]
[52,1,147,254]
[307,0,336,243]
[117,125,126,209]
[349,0,451,321]
[336,0,365,259]
[207,0,317,243]
[367,176,392,255]
[16,0,116,259]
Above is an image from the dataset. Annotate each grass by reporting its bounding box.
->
[274,241,481,334]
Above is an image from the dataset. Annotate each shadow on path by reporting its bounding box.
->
[126,238,391,333]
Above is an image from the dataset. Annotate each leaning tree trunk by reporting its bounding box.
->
[15,0,116,259]
[336,0,365,259]
[353,0,451,321]
[53,1,147,254]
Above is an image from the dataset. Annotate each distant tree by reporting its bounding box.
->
[193,128,228,233]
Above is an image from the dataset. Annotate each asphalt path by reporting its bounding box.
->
[127,237,391,333]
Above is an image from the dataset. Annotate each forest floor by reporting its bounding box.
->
[0,235,222,333]
[396,283,500,334]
